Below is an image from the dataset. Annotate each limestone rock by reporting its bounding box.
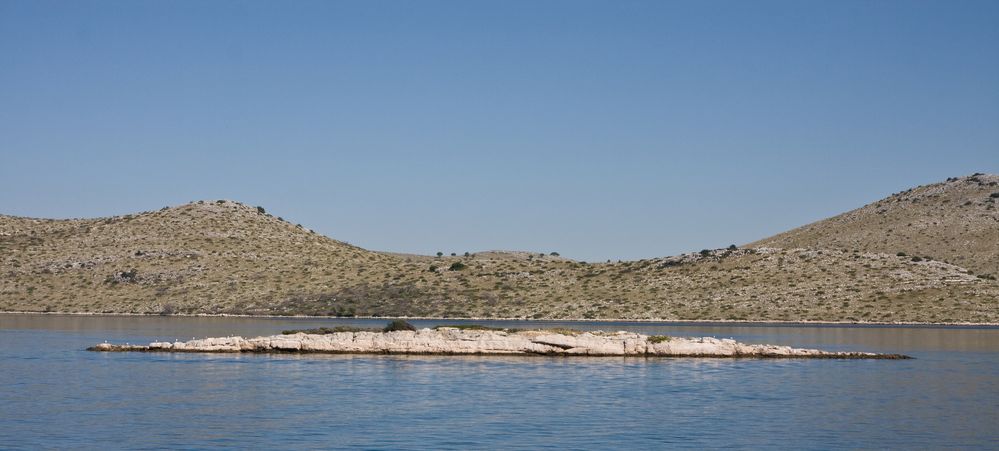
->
[88,328,909,359]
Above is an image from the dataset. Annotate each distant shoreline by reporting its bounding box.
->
[3,310,997,328]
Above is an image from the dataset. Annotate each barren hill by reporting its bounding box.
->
[753,173,999,278]
[3,177,998,323]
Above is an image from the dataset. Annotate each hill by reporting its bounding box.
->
[2,176,998,323]
[752,173,999,278]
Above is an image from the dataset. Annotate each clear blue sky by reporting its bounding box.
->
[2,0,997,261]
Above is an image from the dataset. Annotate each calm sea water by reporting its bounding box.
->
[1,315,997,450]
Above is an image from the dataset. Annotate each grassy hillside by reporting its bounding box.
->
[3,177,998,323]
[753,173,999,278]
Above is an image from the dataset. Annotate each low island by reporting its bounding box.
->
[89,321,909,359]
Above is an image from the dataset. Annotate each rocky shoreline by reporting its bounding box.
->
[88,328,911,359]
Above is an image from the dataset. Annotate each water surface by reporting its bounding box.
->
[2,314,997,449]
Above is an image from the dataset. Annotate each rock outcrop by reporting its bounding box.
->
[88,328,910,359]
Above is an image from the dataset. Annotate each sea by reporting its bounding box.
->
[1,314,997,450]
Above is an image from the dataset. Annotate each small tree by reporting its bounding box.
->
[436,252,443,258]
[256,206,266,214]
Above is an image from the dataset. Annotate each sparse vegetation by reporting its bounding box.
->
[2,174,998,323]
[433,324,510,332]
[282,326,380,335]
[383,320,417,332]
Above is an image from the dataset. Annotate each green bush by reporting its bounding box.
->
[449,262,466,271]
[648,335,672,343]
[383,320,417,332]
[432,324,510,332]
[281,326,379,334]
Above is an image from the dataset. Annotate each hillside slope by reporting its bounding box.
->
[753,173,999,278]
[3,186,998,323]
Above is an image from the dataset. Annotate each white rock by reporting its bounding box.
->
[88,329,907,359]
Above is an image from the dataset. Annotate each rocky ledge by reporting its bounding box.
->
[88,328,910,358]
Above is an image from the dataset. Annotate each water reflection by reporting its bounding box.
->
[2,313,996,353]
[2,314,998,449]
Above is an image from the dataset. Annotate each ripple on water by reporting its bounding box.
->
[1,315,997,449]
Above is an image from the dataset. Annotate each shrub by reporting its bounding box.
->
[433,324,511,332]
[428,265,438,272]
[449,262,466,271]
[282,326,380,335]
[384,320,417,332]
[647,335,672,344]
[464,252,470,257]
[550,252,560,256]
[436,252,443,257]
[727,244,737,250]
[911,256,923,262]
[699,249,712,257]
[990,192,999,198]
[256,206,266,214]
[897,252,907,257]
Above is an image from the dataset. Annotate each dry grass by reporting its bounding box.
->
[753,173,999,278]
[3,175,998,323]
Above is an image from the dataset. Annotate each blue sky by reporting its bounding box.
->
[2,0,997,261]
